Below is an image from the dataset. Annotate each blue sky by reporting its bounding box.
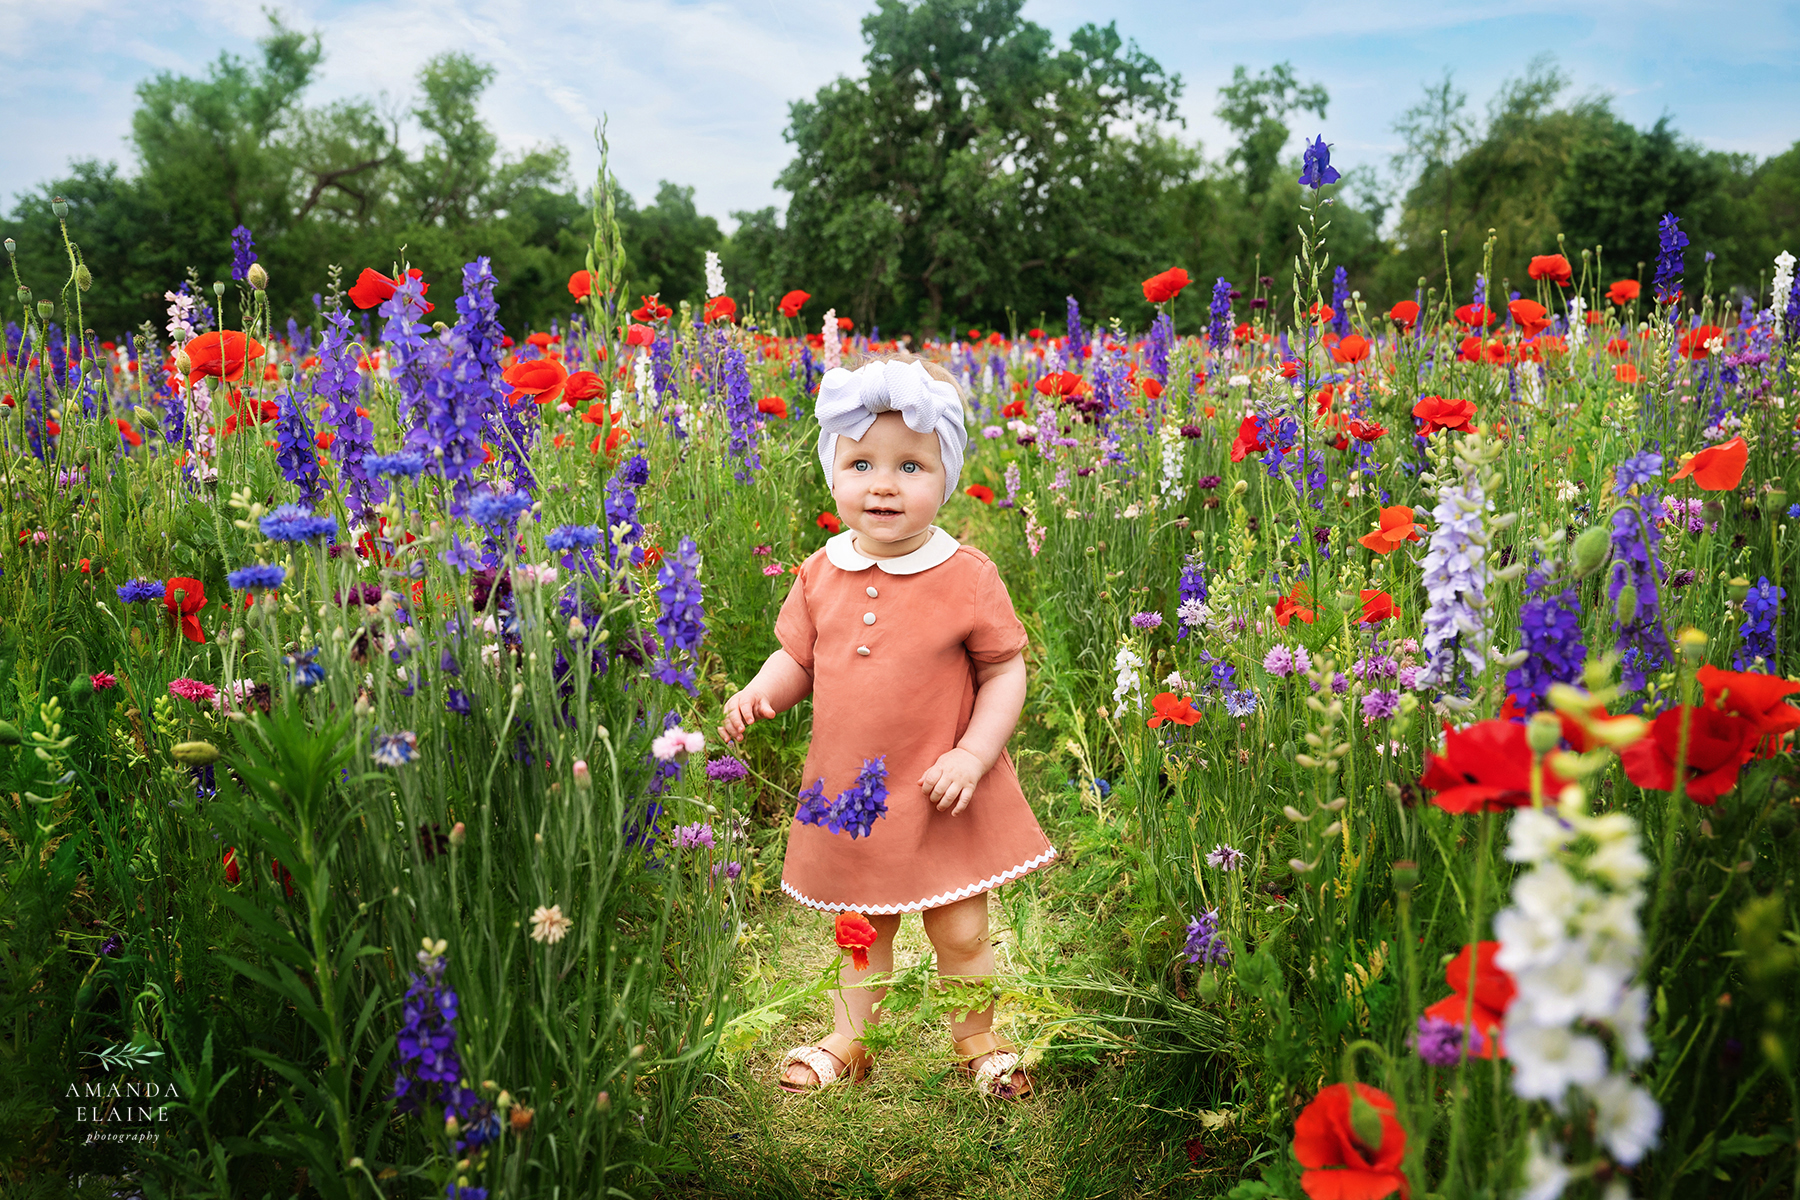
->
[5,0,1797,230]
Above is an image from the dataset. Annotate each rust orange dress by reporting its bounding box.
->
[777,526,1057,914]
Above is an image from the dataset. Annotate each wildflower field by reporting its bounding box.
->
[3,141,1800,1200]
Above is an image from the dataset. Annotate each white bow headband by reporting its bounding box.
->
[815,360,968,504]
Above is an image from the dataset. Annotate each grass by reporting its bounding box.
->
[676,762,1255,1200]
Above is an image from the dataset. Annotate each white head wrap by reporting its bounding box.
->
[815,359,968,504]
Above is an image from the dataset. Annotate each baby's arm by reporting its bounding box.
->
[720,650,813,744]
[921,650,1027,815]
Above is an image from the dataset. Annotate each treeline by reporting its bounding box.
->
[7,1,1798,341]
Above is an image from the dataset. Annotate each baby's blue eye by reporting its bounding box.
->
[853,460,870,471]
[902,462,918,473]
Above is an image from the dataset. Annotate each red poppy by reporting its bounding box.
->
[1275,583,1316,627]
[270,859,295,899]
[1348,418,1386,442]
[1293,1082,1410,1200]
[632,294,672,322]
[347,267,432,313]
[222,847,240,885]
[115,419,143,448]
[1331,334,1371,365]
[1229,416,1267,463]
[816,512,842,533]
[1614,364,1640,384]
[315,429,336,451]
[1419,719,1569,813]
[1620,705,1761,804]
[1233,321,1254,344]
[1697,665,1800,757]
[1142,267,1191,304]
[1308,302,1336,324]
[1001,400,1027,419]
[704,296,737,323]
[964,484,994,504]
[1422,942,1514,1059]
[1413,395,1477,435]
[837,317,855,333]
[758,395,789,419]
[1358,506,1427,554]
[1357,589,1400,626]
[502,357,569,406]
[184,331,267,385]
[1147,692,1202,728]
[834,911,879,970]
[1677,325,1725,360]
[1527,254,1572,286]
[1508,299,1550,338]
[1280,359,1300,379]
[1668,436,1747,491]
[1605,337,1631,356]
[1036,371,1090,399]
[1388,300,1420,328]
[1026,328,1044,339]
[564,370,605,404]
[778,289,811,318]
[568,270,592,301]
[1454,303,1493,328]
[1140,378,1164,399]
[1608,279,1641,306]
[625,323,655,347]
[164,576,208,643]
[588,425,630,459]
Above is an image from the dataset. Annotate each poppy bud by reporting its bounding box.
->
[212,281,225,299]
[17,285,30,304]
[52,196,68,218]
[75,264,92,292]
[1349,1091,1386,1153]
[247,263,268,291]
[1679,628,1709,664]
[1391,860,1419,895]
[1614,584,1639,624]
[2,238,13,256]
[173,349,192,376]
[1728,577,1751,603]
[450,821,466,845]
[278,360,294,381]
[69,675,94,700]
[172,740,222,765]
[1570,525,1610,577]
[0,720,21,745]
[595,1091,610,1111]
[1525,713,1562,755]
[38,300,54,319]
[573,760,591,790]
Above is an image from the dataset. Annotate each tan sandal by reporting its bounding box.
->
[953,1030,1033,1100]
[776,1030,872,1094]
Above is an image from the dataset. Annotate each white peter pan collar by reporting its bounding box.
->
[824,526,960,575]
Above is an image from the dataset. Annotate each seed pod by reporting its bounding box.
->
[246,262,268,291]
[171,740,222,765]
[1728,577,1751,604]
[1525,712,1562,754]
[1614,583,1639,624]
[1570,524,1610,577]
[38,300,54,319]
[52,196,68,218]
[1391,860,1419,895]
[212,281,226,298]
[75,264,93,292]
[2,238,14,256]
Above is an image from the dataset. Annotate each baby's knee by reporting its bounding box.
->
[922,908,989,961]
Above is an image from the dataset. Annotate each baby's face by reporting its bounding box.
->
[830,411,944,558]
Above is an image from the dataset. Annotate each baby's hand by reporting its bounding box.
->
[720,687,776,745]
[921,748,985,816]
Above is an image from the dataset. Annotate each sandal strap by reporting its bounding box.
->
[953,1030,1014,1062]
[779,1045,843,1087]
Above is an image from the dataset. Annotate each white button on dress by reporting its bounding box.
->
[866,586,879,598]
[856,646,870,656]
[863,612,876,625]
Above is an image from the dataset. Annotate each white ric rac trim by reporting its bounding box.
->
[823,526,960,575]
[781,846,1058,914]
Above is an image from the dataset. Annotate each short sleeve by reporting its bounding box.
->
[965,556,1028,664]
[774,565,817,674]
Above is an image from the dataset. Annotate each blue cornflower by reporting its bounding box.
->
[468,489,533,532]
[617,453,651,489]
[447,687,471,716]
[706,755,750,783]
[261,504,338,543]
[286,647,325,690]
[440,534,484,574]
[1734,577,1784,670]
[372,730,418,767]
[116,578,166,603]
[227,564,286,590]
[1183,909,1231,966]
[1223,689,1259,717]
[546,524,603,551]
[1654,213,1688,305]
[367,451,428,479]
[229,225,256,281]
[1298,136,1341,189]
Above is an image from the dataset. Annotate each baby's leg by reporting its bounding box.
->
[921,893,996,1041]
[780,911,899,1088]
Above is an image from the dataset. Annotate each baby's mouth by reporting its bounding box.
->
[865,506,902,517]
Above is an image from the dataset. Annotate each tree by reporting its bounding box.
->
[616,183,723,311]
[777,0,1184,333]
[1390,70,1474,244]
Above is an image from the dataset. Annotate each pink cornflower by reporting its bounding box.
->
[90,672,119,690]
[169,678,218,703]
[751,544,772,556]
[762,562,786,577]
